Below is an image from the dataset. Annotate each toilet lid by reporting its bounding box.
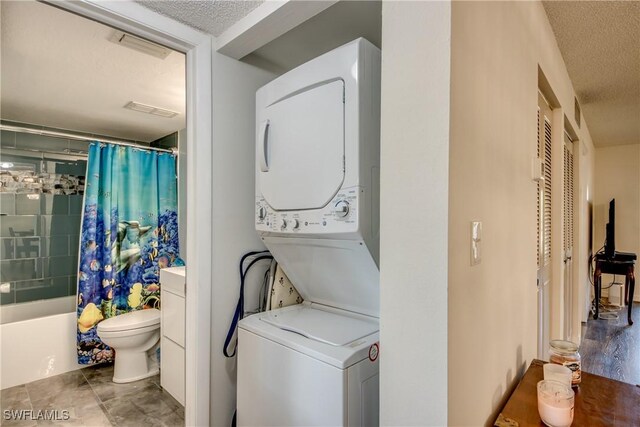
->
[97,309,160,332]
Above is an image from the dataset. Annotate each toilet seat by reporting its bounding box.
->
[98,309,160,333]
[97,324,160,339]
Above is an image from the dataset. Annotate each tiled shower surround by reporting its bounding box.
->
[1,126,87,310]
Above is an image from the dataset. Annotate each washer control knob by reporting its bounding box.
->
[332,200,350,218]
[279,219,288,229]
[257,206,267,221]
[291,219,299,229]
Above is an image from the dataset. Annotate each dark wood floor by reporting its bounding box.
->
[579,302,640,386]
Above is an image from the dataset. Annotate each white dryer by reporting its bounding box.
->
[238,38,381,427]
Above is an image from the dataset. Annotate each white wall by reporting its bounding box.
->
[379,2,450,425]
[448,1,596,425]
[594,143,640,301]
[210,51,275,427]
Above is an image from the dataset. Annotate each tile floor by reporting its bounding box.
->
[0,364,183,426]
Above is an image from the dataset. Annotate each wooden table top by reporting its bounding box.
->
[495,359,640,426]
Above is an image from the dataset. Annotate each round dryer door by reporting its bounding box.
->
[257,80,345,211]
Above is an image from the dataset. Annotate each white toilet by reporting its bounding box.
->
[97,309,161,383]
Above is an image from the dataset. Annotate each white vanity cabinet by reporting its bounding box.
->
[160,267,186,405]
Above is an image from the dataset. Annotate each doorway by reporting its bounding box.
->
[2,1,213,425]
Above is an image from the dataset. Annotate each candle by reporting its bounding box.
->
[543,363,572,388]
[537,380,574,427]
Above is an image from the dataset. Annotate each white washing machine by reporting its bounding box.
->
[237,38,381,427]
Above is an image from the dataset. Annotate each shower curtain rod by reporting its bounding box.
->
[0,124,177,154]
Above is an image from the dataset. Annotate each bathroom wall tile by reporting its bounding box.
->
[15,277,69,303]
[40,194,69,215]
[67,139,90,154]
[43,255,77,278]
[54,159,87,176]
[40,215,81,236]
[15,133,69,152]
[0,215,38,237]
[0,258,41,282]
[69,235,80,257]
[41,236,69,257]
[15,194,41,215]
[68,275,78,296]
[13,278,48,290]
[0,130,17,148]
[0,287,15,305]
[0,193,16,215]
[15,237,40,259]
[69,195,84,215]
[151,132,178,150]
[1,238,15,260]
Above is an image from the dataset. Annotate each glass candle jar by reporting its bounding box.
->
[537,380,575,427]
[549,339,581,386]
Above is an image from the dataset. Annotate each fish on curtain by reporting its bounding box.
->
[77,142,180,364]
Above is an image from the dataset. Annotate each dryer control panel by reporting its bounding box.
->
[256,186,361,235]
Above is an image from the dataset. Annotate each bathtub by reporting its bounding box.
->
[0,296,82,389]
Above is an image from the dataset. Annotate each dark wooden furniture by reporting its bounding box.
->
[495,359,640,427]
[594,252,636,325]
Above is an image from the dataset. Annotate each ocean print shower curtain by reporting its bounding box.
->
[77,143,179,364]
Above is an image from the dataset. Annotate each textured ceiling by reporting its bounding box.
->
[136,0,264,37]
[543,1,640,147]
[1,1,185,142]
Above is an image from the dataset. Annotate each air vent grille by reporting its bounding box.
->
[110,30,172,60]
[124,101,179,118]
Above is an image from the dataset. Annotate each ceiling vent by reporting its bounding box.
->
[110,30,172,59]
[124,101,179,118]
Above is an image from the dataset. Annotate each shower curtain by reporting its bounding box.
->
[76,143,179,364]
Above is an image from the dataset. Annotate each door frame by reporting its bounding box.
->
[43,2,213,425]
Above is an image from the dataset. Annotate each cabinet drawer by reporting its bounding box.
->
[161,336,185,406]
[162,290,185,347]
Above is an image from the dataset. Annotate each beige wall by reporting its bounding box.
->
[380,1,451,425]
[449,1,596,425]
[594,143,640,301]
[577,139,596,324]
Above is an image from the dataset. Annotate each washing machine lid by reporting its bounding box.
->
[258,79,345,211]
[239,303,379,369]
[263,237,380,317]
[97,308,160,332]
[260,304,378,346]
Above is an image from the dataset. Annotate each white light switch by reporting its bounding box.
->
[471,221,482,265]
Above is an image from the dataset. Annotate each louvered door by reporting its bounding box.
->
[537,93,553,359]
[563,132,575,340]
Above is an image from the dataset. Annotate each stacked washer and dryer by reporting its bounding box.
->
[237,38,381,427]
